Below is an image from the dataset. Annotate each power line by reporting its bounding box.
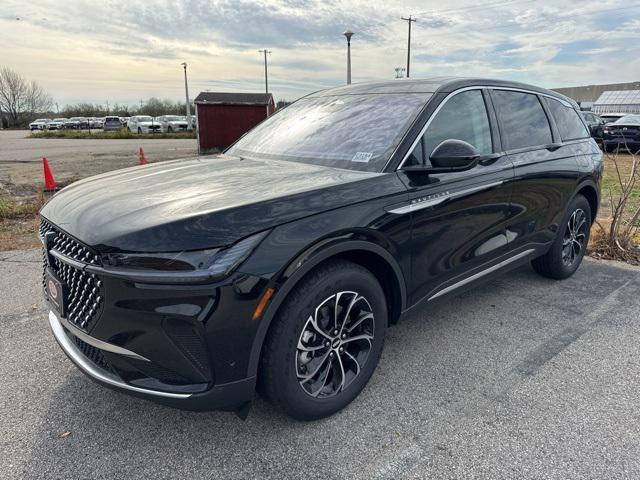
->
[401,15,417,77]
[413,0,535,17]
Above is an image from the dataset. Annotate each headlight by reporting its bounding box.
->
[100,231,269,282]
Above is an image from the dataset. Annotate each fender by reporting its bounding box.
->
[571,177,600,221]
[246,238,408,378]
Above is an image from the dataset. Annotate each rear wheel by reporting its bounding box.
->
[260,260,387,420]
[532,194,591,279]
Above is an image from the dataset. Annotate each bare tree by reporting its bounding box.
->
[0,67,27,126]
[25,79,53,117]
[0,67,52,126]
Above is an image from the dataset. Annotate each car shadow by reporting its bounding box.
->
[24,261,639,478]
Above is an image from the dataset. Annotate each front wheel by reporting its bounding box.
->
[259,260,387,420]
[532,194,591,279]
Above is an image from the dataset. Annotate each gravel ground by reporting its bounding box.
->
[0,130,197,198]
[1,250,639,479]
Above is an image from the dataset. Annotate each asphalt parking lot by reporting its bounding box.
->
[1,249,639,479]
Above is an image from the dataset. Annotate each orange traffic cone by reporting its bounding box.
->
[42,157,58,191]
[138,147,147,165]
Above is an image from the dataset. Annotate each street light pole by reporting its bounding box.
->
[181,62,192,131]
[401,16,417,78]
[343,30,354,85]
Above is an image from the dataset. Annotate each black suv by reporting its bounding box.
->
[41,78,602,420]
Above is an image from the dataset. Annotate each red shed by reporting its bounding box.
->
[194,92,275,153]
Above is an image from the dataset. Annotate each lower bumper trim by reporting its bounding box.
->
[49,310,192,400]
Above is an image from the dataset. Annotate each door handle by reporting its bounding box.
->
[477,153,503,166]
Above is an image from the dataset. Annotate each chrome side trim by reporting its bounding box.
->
[388,181,503,215]
[395,84,573,171]
[488,86,573,107]
[55,312,150,362]
[427,249,536,301]
[49,311,191,399]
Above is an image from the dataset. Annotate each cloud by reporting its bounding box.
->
[0,0,638,105]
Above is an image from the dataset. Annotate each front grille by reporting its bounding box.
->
[40,218,104,332]
[73,335,113,373]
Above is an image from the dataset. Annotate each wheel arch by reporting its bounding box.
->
[573,179,599,223]
[246,240,407,379]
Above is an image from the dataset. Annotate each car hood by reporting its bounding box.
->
[137,121,159,126]
[41,155,386,253]
[168,121,188,125]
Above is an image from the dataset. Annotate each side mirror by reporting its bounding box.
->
[402,139,480,174]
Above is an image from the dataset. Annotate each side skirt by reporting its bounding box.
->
[400,244,548,318]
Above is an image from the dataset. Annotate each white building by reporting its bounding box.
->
[593,90,640,115]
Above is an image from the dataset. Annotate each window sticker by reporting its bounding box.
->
[351,152,373,163]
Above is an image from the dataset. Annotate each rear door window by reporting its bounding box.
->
[544,97,590,141]
[492,90,552,150]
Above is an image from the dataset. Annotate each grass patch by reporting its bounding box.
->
[0,197,43,220]
[31,129,196,140]
[600,153,640,222]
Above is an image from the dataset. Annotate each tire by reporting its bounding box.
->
[259,260,387,420]
[532,194,591,279]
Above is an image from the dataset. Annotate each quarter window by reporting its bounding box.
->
[412,89,492,166]
[492,90,552,150]
[544,97,590,141]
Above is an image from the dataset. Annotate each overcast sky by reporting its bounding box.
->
[1,0,638,107]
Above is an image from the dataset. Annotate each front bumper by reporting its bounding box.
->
[49,310,256,411]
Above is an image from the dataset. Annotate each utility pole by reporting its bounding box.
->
[180,62,192,131]
[401,15,417,78]
[394,67,406,79]
[259,49,271,94]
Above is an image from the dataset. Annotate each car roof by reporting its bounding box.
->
[307,76,576,106]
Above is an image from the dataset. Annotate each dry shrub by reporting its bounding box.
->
[588,144,640,264]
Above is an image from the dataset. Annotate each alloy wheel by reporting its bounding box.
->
[296,291,374,398]
[562,208,587,266]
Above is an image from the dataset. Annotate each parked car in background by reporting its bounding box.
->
[600,113,627,124]
[103,116,123,132]
[158,115,189,132]
[29,118,51,130]
[128,115,161,134]
[88,117,103,129]
[64,118,79,129]
[580,111,606,141]
[41,77,602,420]
[47,118,66,130]
[603,114,640,153]
[64,117,89,129]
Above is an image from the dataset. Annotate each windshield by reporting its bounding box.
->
[227,93,431,172]
[165,116,183,121]
[137,116,153,122]
[613,115,640,125]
